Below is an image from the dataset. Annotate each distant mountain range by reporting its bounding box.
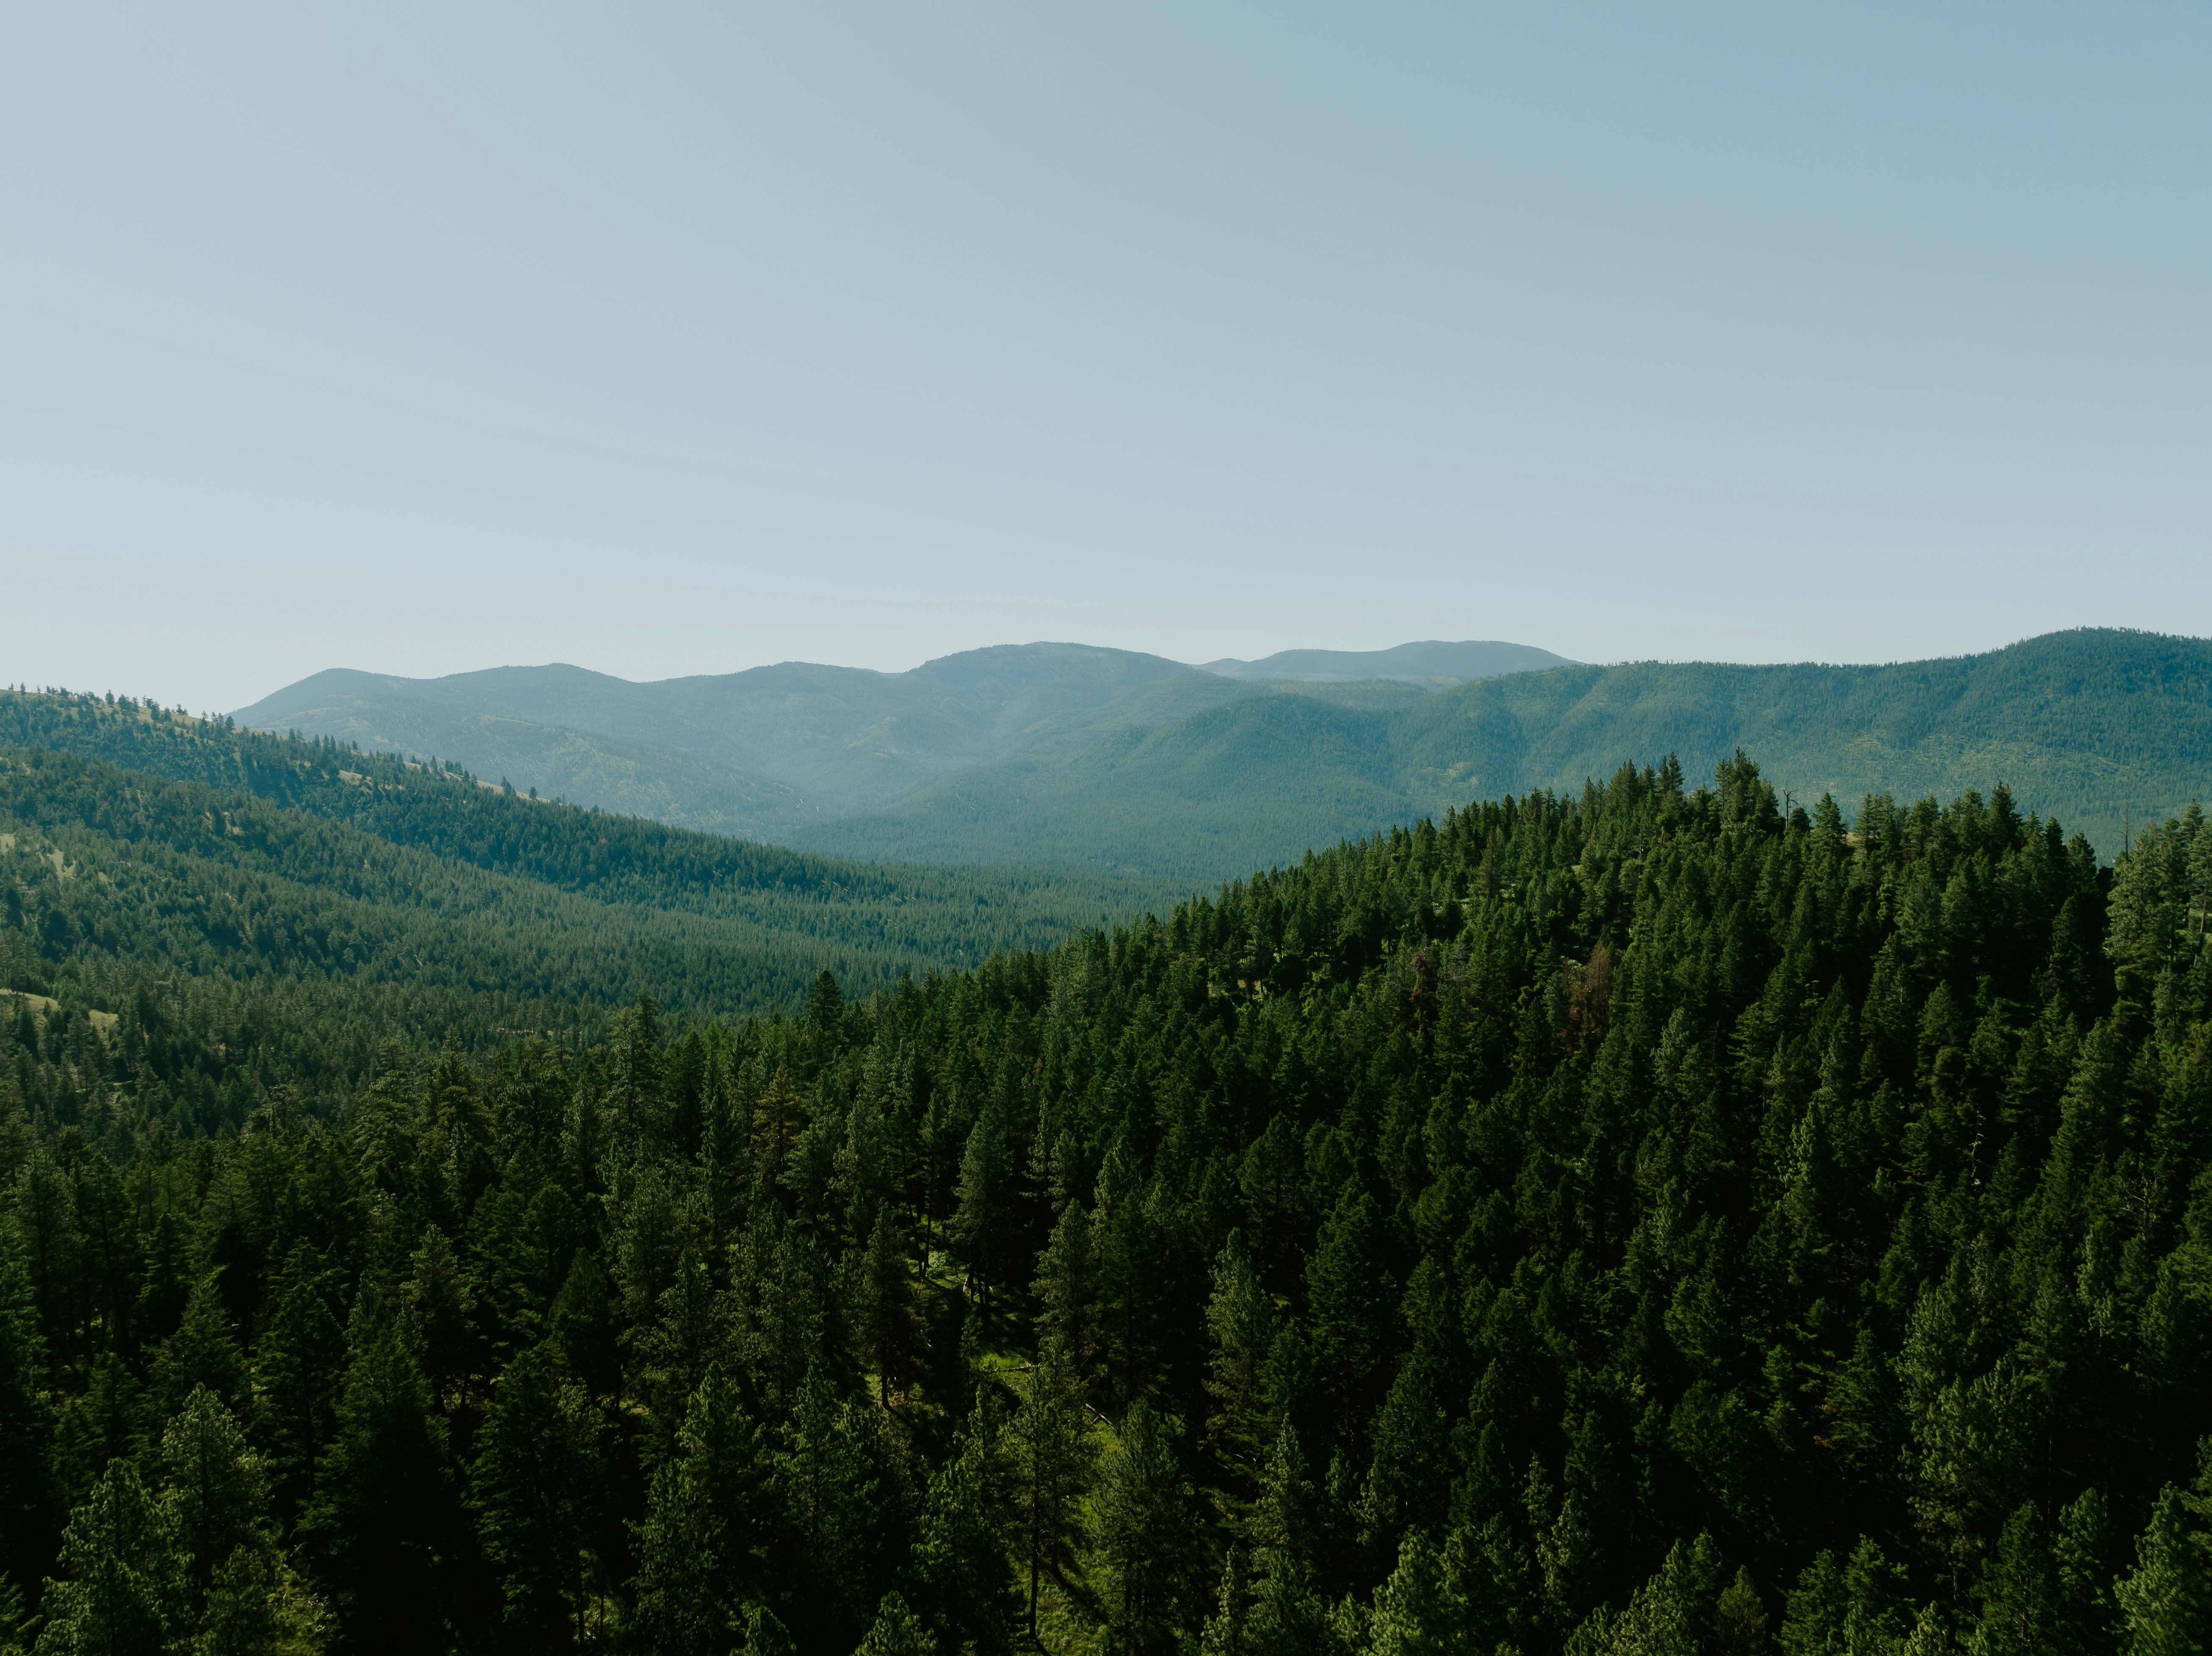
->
[235,630,2212,882]
[1199,639,1576,682]
[233,643,1209,824]
[232,640,1550,840]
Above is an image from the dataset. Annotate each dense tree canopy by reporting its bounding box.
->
[3,741,2211,1655]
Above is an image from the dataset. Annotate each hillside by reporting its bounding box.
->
[7,749,2212,1654]
[235,685,824,839]
[792,690,1417,881]
[0,691,1179,1023]
[792,629,2212,879]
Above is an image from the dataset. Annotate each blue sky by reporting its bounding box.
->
[3,3,2206,710]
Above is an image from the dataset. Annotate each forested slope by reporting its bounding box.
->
[0,692,1174,1020]
[792,628,2212,880]
[793,691,1417,882]
[7,750,2212,1654]
[1396,627,2212,849]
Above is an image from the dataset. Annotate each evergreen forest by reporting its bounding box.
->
[6,700,2212,1656]
[0,690,1171,1025]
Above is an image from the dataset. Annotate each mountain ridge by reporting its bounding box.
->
[233,630,2211,883]
[1199,638,1577,681]
[788,628,2212,879]
[230,639,1573,834]
[234,641,1202,824]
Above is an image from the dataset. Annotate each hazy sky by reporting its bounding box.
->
[4,4,2206,711]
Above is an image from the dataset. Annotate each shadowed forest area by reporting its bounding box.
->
[4,739,2212,1655]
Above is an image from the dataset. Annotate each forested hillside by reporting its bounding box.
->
[7,749,2212,1654]
[0,691,1171,1026]
[792,628,2212,880]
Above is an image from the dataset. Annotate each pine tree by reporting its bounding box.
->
[1442,1512,1538,1656]
[151,1276,249,1423]
[299,1331,468,1656]
[54,1353,141,1513]
[1356,1359,1448,1560]
[783,1094,845,1224]
[836,1092,893,1243]
[631,1361,770,1656]
[1092,1400,1195,1655]
[2057,1487,2119,1656]
[951,1105,1013,1306]
[739,1604,794,1656]
[1089,1166,1173,1411]
[1781,1538,1911,1655]
[134,1211,191,1349]
[156,1387,269,1595]
[776,1364,880,1647]
[1366,1530,1456,1656]
[1200,1541,1250,1656]
[1002,1338,1095,1644]
[755,1225,833,1408]
[609,1166,682,1325]
[253,1257,346,1516]
[1033,1202,1096,1371]
[905,1402,1017,1655]
[1777,1548,1845,1655]
[806,970,844,1048]
[1237,1115,1307,1288]
[549,1250,620,1400]
[1250,1420,1315,1565]
[406,1225,479,1408]
[1584,1536,1728,1656]
[471,1340,604,1650]
[635,1247,730,1449]
[860,1206,924,1405]
[1303,1192,1397,1437]
[2116,1485,2208,1656]
[1531,1456,1598,1639]
[752,1067,803,1185]
[1204,1232,1274,1471]
[1238,1559,1326,1656]
[1976,1502,2062,1656]
[609,993,665,1146]
[0,1213,55,1600]
[1714,1567,1769,1656]
[1896,1601,1960,1655]
[65,1152,142,1357]
[856,1592,938,1656]
[31,1459,188,1656]
[1,1576,29,1656]
[701,1045,750,1248]
[194,1544,331,1656]
[13,1146,78,1382]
